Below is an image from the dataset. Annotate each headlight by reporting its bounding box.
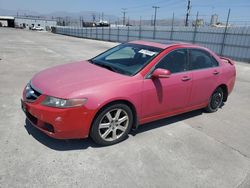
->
[42,96,87,108]
[25,83,31,91]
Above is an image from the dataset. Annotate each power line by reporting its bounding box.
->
[125,0,172,10]
[124,0,184,18]
[119,0,183,16]
[193,4,250,8]
[158,0,185,9]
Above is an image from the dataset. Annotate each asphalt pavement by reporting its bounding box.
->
[0,28,250,188]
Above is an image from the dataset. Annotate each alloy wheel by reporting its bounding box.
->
[98,108,129,142]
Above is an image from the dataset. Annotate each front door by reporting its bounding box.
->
[141,49,192,119]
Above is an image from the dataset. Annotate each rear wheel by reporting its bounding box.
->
[205,87,224,113]
[90,104,133,146]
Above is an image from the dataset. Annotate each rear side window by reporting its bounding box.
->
[189,49,219,70]
[155,49,188,73]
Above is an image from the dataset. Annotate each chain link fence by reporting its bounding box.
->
[52,26,250,63]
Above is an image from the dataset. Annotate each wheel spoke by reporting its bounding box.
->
[112,130,117,139]
[106,112,113,122]
[114,109,122,120]
[118,116,128,124]
[99,123,110,129]
[117,125,126,132]
[102,128,112,139]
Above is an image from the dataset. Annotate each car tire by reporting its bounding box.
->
[205,87,224,113]
[90,103,133,146]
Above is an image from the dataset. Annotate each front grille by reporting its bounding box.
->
[25,84,42,102]
[26,111,54,133]
[26,111,38,125]
[43,123,55,133]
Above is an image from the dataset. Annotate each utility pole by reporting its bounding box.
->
[151,15,154,26]
[152,6,160,39]
[101,12,104,21]
[152,6,160,27]
[193,11,199,43]
[170,12,175,40]
[185,0,191,26]
[139,16,142,39]
[122,8,127,26]
[220,8,231,55]
[92,13,96,23]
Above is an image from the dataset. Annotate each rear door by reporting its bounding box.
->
[188,48,221,107]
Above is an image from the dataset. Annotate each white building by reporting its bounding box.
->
[14,16,57,29]
[210,14,219,26]
[0,16,15,27]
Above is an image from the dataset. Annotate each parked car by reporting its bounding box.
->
[21,41,236,145]
[31,26,44,31]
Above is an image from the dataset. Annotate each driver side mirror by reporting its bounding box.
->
[151,68,171,79]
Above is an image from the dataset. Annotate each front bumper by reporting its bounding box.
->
[21,95,94,139]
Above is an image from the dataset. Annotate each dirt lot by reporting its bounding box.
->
[0,28,250,188]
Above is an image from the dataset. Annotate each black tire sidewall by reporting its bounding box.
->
[90,103,133,146]
[205,87,223,113]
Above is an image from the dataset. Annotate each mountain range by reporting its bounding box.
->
[0,8,118,22]
[0,8,186,26]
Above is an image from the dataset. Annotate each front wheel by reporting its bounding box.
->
[205,87,224,113]
[90,104,133,146]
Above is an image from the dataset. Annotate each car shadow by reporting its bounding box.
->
[24,109,204,151]
[132,109,203,135]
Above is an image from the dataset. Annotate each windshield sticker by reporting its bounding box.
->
[138,49,156,56]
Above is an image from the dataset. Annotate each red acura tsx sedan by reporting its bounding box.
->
[21,40,236,145]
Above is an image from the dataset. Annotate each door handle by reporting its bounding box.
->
[181,76,191,81]
[213,70,220,75]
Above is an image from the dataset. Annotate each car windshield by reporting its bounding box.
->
[90,43,162,76]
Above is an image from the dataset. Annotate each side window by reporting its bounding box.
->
[155,49,188,73]
[189,49,218,70]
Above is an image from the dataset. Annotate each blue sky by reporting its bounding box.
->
[1,0,250,22]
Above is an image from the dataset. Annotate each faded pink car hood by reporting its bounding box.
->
[31,61,128,98]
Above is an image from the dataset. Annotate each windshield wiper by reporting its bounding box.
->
[89,59,131,76]
[88,59,95,64]
[92,61,119,73]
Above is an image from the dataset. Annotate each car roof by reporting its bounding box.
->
[129,40,200,49]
